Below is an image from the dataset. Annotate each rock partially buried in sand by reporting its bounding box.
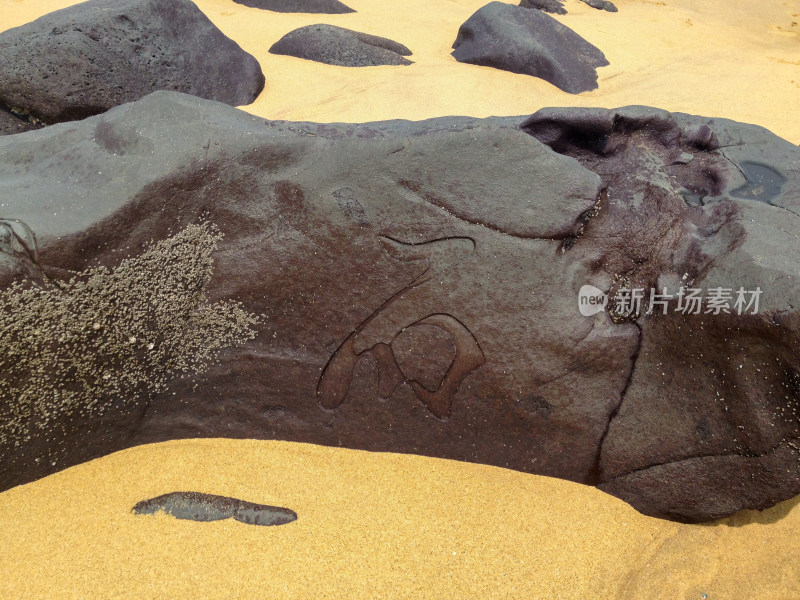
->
[451,2,608,93]
[233,0,354,12]
[520,0,616,14]
[519,0,567,14]
[0,0,264,131]
[132,492,298,526]
[270,24,413,67]
[580,0,617,12]
[1,92,799,523]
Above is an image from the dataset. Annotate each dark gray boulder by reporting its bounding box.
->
[0,0,264,130]
[0,92,799,522]
[451,2,608,93]
[270,24,412,67]
[520,0,567,15]
[233,0,354,12]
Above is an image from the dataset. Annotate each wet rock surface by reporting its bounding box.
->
[132,491,297,526]
[270,24,412,67]
[0,92,799,521]
[0,0,264,132]
[451,2,608,93]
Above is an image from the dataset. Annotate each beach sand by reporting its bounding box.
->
[0,439,798,599]
[1,0,800,597]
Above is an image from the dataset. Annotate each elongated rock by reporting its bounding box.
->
[0,92,798,522]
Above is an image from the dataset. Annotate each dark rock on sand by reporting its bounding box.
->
[580,0,617,12]
[0,0,264,131]
[270,24,412,67]
[1,92,799,522]
[233,0,354,12]
[132,491,297,526]
[451,2,608,93]
[520,0,567,15]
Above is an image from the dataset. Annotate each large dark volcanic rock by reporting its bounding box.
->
[451,2,608,93]
[0,92,799,522]
[269,24,412,67]
[0,0,264,130]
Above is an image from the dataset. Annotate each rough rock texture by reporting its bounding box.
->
[520,0,567,15]
[132,491,297,525]
[233,0,354,12]
[0,92,799,522]
[0,0,264,130]
[581,0,617,12]
[0,109,39,136]
[451,2,608,94]
[269,24,412,67]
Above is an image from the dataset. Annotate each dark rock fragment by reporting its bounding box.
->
[270,24,412,67]
[133,491,297,526]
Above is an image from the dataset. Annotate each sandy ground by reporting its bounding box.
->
[3,0,800,143]
[1,1,800,598]
[0,439,798,600]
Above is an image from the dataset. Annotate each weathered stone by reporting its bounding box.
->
[233,0,354,12]
[0,0,264,130]
[270,24,412,67]
[520,0,566,15]
[581,0,617,12]
[451,2,609,93]
[0,93,798,522]
[132,491,297,526]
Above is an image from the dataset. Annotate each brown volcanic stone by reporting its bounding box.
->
[0,92,799,522]
[0,0,264,130]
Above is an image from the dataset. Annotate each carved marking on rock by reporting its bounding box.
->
[317,236,485,418]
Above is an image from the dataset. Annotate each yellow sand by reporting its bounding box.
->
[2,1,800,598]
[3,0,800,143]
[0,438,797,600]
